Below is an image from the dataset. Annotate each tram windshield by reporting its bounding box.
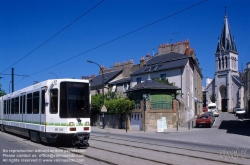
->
[60,82,89,118]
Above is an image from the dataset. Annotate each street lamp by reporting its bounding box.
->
[87,60,105,129]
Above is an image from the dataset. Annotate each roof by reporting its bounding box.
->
[127,79,180,92]
[147,52,188,65]
[90,70,122,87]
[131,53,188,76]
[109,77,130,85]
[216,13,237,54]
[232,75,243,85]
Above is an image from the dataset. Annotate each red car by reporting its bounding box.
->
[203,107,208,112]
[196,114,213,128]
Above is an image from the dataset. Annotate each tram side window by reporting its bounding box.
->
[27,93,32,114]
[23,95,26,114]
[4,100,6,114]
[33,91,39,114]
[15,97,19,114]
[50,89,58,114]
[20,96,23,114]
[42,90,45,114]
[7,99,10,114]
[11,98,14,114]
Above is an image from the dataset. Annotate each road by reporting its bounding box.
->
[0,112,249,165]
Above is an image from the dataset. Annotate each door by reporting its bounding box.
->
[130,113,142,130]
[221,99,228,112]
[19,93,26,128]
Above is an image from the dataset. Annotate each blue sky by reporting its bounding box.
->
[0,0,250,93]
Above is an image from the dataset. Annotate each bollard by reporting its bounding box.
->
[188,121,190,130]
[177,122,178,131]
[192,121,193,128]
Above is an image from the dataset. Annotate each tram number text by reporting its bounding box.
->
[55,128,64,132]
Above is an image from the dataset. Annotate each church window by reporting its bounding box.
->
[222,57,224,69]
[218,58,221,69]
[225,56,227,68]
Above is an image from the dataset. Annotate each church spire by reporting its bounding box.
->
[215,10,237,54]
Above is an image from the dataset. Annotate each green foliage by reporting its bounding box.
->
[105,91,122,100]
[210,93,217,103]
[91,94,103,110]
[105,98,135,114]
[0,84,6,97]
[153,77,176,86]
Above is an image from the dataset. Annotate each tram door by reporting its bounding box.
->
[40,88,46,126]
[20,93,26,128]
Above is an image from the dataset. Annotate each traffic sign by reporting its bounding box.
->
[101,105,107,112]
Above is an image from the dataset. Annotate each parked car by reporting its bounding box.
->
[204,111,215,123]
[196,114,213,128]
[208,103,219,117]
[203,107,208,112]
[233,106,240,114]
[235,108,246,116]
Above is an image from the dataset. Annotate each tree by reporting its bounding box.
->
[105,98,135,114]
[210,93,217,103]
[0,84,6,96]
[90,94,103,111]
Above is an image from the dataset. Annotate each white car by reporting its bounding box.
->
[235,108,245,116]
[208,103,219,117]
[233,107,240,114]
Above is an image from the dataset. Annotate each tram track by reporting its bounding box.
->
[86,134,249,165]
[91,134,250,160]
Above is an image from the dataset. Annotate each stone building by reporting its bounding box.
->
[205,12,244,112]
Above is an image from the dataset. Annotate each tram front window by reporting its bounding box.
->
[60,82,89,118]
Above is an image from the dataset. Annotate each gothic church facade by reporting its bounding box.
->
[205,12,244,112]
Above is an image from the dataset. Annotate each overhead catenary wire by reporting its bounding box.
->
[27,0,207,78]
[0,0,105,75]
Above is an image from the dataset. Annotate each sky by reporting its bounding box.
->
[0,0,250,93]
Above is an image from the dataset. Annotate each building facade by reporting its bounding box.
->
[130,40,203,127]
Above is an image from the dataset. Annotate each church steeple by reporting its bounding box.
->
[216,11,237,54]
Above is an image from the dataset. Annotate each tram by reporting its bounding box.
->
[0,79,91,147]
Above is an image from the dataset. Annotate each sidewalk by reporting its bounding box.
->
[91,120,198,135]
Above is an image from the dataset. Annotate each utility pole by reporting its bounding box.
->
[12,68,14,93]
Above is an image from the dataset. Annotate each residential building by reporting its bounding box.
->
[243,62,250,114]
[129,40,203,131]
[205,12,244,112]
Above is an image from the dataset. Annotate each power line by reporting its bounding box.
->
[28,0,207,77]
[0,0,105,74]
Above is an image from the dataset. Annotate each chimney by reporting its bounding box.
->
[185,45,190,56]
[91,74,95,78]
[146,53,151,60]
[140,57,145,68]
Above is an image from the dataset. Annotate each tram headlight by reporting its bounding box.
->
[69,122,74,126]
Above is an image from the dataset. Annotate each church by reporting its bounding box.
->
[205,12,244,112]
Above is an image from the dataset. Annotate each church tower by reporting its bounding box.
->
[213,10,243,112]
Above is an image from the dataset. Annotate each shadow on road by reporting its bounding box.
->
[218,120,250,136]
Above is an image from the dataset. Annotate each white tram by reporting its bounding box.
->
[0,79,91,146]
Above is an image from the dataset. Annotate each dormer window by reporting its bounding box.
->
[136,77,141,84]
